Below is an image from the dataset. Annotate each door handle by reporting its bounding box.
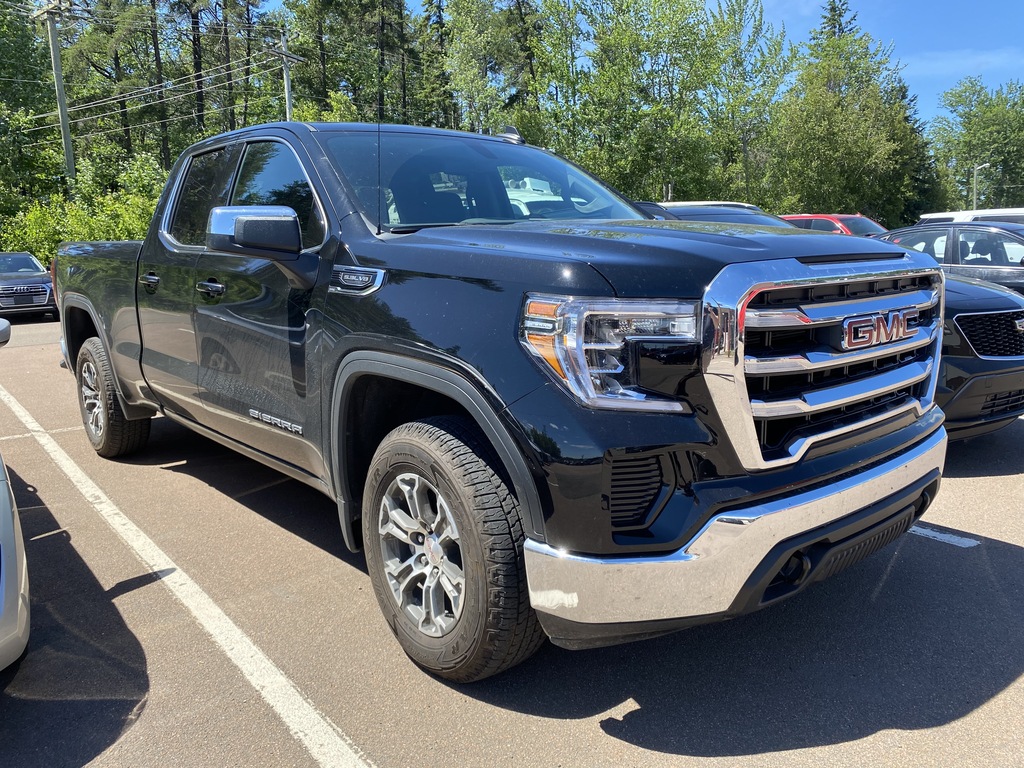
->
[196,279,226,298]
[139,272,160,292]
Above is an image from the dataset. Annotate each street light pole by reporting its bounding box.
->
[973,163,990,210]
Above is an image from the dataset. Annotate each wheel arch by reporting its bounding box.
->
[61,296,153,420]
[329,352,545,552]
[61,297,102,371]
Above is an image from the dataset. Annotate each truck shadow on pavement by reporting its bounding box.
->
[466,526,1024,756]
[119,417,363,570]
[0,468,150,767]
[942,417,1024,478]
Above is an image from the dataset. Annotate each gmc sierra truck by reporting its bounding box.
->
[55,122,947,682]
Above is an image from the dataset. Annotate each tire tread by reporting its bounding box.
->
[366,415,544,682]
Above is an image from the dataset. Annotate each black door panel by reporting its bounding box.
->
[138,144,242,419]
[193,140,326,473]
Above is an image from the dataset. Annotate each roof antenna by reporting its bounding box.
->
[375,0,384,235]
[376,121,383,235]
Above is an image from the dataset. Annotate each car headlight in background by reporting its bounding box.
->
[521,294,699,412]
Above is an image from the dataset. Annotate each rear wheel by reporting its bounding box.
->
[76,337,151,457]
[362,416,544,682]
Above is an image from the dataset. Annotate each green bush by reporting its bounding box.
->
[0,154,165,264]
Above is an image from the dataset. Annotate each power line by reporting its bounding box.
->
[64,61,281,128]
[0,0,35,15]
[70,4,277,34]
[0,75,49,84]
[24,92,283,149]
[28,55,276,122]
[25,60,282,133]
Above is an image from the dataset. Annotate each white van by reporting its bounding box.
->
[916,207,1024,225]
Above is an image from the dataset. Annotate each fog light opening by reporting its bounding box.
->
[773,551,811,587]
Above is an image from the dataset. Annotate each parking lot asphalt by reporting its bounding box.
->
[1,317,1023,768]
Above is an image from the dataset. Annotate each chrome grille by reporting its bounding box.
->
[954,310,1024,358]
[704,258,944,470]
[0,284,49,307]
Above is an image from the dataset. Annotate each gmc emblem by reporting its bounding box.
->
[842,308,919,350]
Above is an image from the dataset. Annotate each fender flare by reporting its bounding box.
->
[61,295,153,421]
[329,351,545,551]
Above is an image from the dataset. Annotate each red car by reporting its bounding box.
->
[780,213,887,236]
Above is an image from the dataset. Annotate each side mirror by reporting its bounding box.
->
[206,206,302,259]
[0,318,10,348]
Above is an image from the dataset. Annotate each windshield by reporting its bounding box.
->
[839,216,886,236]
[319,130,643,231]
[0,253,45,274]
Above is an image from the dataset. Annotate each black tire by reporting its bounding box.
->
[362,416,544,682]
[75,337,151,458]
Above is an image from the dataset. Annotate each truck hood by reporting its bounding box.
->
[944,274,1024,312]
[401,219,912,298]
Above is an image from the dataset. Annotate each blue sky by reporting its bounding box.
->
[761,0,1024,126]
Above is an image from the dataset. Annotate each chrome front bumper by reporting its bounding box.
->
[524,427,946,626]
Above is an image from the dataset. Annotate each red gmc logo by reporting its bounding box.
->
[842,308,919,350]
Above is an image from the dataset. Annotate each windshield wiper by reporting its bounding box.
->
[386,219,520,234]
[385,223,457,234]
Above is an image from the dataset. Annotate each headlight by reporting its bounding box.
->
[521,293,699,412]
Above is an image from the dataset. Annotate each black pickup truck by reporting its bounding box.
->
[55,122,948,682]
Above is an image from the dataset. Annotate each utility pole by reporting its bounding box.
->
[268,31,304,121]
[33,0,75,180]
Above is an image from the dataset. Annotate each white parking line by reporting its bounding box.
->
[909,524,980,548]
[0,425,83,441]
[0,384,373,768]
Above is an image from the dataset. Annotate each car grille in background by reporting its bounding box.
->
[981,389,1024,417]
[0,284,50,307]
[954,310,1024,358]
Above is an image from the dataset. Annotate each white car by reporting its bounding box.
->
[917,208,1024,225]
[660,200,763,211]
[0,317,30,670]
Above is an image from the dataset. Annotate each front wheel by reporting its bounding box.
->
[363,416,544,682]
[76,337,151,457]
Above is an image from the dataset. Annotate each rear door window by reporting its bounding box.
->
[957,229,1024,266]
[889,230,947,262]
[168,145,242,246]
[809,218,840,232]
[973,214,1024,224]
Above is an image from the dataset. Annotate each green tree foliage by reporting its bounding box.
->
[764,1,941,225]
[565,0,719,200]
[0,7,51,112]
[0,153,167,264]
[930,77,1024,209]
[703,0,792,204]
[0,0,1014,253]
